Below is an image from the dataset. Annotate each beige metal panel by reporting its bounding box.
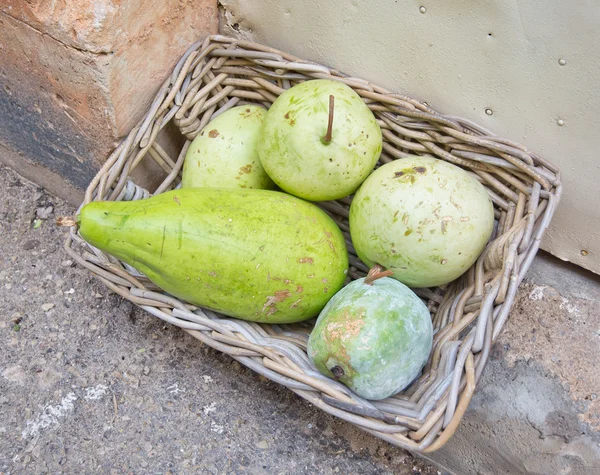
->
[220,0,600,274]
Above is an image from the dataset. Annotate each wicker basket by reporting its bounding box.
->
[63,35,561,452]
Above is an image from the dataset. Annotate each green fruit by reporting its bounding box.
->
[258,79,382,201]
[307,273,433,400]
[182,106,275,190]
[77,188,348,323]
[350,156,495,288]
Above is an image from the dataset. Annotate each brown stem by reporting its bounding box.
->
[56,216,77,227]
[364,264,393,285]
[322,94,335,144]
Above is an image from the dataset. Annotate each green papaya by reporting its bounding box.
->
[307,267,433,400]
[77,188,349,323]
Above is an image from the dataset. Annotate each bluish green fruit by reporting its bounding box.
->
[307,275,433,400]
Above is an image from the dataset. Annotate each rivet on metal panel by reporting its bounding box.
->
[557,119,565,126]
[419,6,427,14]
[485,109,493,116]
[558,58,567,66]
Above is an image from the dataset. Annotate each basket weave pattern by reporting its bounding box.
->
[63,35,562,452]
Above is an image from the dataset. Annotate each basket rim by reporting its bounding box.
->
[62,34,562,453]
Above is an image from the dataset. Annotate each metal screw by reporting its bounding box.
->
[558,58,567,66]
[485,108,493,116]
[420,6,427,13]
[557,119,565,126]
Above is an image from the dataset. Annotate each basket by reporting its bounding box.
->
[63,35,562,452]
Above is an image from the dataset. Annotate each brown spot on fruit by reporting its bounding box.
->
[414,166,426,174]
[296,285,304,293]
[404,229,413,236]
[285,112,290,119]
[173,196,181,205]
[394,171,404,177]
[441,258,448,265]
[262,289,292,314]
[246,108,250,113]
[209,129,219,138]
[239,164,253,174]
[298,257,314,264]
[460,216,470,222]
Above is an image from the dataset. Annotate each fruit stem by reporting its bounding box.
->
[364,264,393,285]
[322,94,335,144]
[330,365,345,380]
[56,216,77,227]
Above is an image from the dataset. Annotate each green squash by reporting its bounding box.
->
[350,155,495,288]
[182,105,275,190]
[77,188,348,323]
[257,79,382,201]
[307,269,433,400]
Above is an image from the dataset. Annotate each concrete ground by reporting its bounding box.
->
[1,160,599,474]
[0,165,442,473]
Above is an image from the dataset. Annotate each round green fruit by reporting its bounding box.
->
[307,270,433,400]
[182,105,275,190]
[350,156,494,288]
[258,79,382,201]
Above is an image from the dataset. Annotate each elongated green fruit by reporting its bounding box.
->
[77,188,349,323]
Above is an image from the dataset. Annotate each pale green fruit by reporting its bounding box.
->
[257,79,382,201]
[182,105,275,190]
[350,156,495,288]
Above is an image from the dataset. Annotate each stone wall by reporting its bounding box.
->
[0,0,218,202]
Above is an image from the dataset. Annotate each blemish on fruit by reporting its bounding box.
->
[298,257,313,264]
[404,229,413,236]
[296,284,304,293]
[414,166,426,174]
[441,258,448,265]
[262,289,291,314]
[208,129,219,138]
